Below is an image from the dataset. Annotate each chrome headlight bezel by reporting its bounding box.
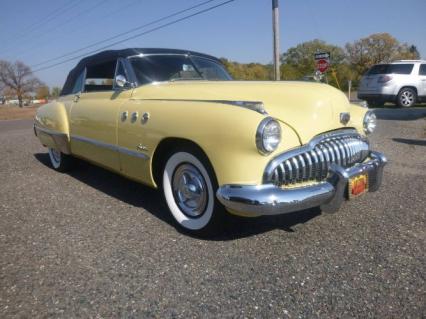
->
[256,117,281,155]
[363,111,377,134]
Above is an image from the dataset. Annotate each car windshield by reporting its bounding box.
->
[128,55,232,85]
[367,64,414,75]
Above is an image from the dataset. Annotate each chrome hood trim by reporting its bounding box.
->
[131,98,267,115]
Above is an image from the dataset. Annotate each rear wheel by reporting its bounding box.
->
[162,149,225,236]
[48,148,73,172]
[397,88,416,107]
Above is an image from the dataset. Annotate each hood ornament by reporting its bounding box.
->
[340,112,350,125]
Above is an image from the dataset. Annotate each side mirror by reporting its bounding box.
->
[115,74,129,88]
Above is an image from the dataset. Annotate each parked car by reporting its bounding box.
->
[34,48,387,235]
[358,60,426,107]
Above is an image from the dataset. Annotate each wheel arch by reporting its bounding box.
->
[398,86,418,96]
[151,137,217,189]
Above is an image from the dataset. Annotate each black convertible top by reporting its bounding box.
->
[61,48,222,96]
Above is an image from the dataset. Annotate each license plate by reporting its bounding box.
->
[348,174,368,198]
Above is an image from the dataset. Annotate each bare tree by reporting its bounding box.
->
[345,33,420,80]
[36,85,49,100]
[0,60,43,107]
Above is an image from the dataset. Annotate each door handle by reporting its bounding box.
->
[73,94,80,102]
[121,111,128,121]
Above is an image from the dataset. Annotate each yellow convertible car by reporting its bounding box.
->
[34,48,387,235]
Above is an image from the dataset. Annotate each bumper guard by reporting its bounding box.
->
[216,151,387,216]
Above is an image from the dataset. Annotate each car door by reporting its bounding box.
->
[419,64,426,97]
[70,59,133,171]
[116,58,153,184]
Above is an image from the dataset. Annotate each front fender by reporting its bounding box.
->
[347,103,368,136]
[133,100,301,186]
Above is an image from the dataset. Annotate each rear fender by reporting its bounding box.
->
[34,101,71,154]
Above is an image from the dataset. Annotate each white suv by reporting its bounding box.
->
[358,60,426,107]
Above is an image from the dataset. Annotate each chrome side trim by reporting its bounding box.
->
[132,98,268,115]
[217,151,387,216]
[34,125,66,137]
[118,146,150,160]
[34,124,71,154]
[71,135,116,152]
[70,135,150,160]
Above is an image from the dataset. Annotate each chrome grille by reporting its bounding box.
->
[265,131,370,186]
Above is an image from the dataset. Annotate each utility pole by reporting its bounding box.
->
[272,0,280,80]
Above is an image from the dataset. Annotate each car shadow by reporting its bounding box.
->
[374,107,426,121]
[34,153,321,240]
[392,138,426,146]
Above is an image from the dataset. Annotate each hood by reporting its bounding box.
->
[132,81,352,143]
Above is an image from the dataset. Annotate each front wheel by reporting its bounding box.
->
[48,148,74,172]
[162,150,225,236]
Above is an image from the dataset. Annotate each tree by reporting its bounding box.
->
[0,60,43,107]
[408,45,420,58]
[280,39,346,80]
[36,86,49,100]
[50,86,62,98]
[345,33,420,81]
[220,58,273,80]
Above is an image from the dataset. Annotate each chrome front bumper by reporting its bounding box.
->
[216,151,387,216]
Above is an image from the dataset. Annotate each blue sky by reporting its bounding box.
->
[0,0,425,88]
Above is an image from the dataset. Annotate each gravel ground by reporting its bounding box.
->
[0,108,425,318]
[0,105,38,120]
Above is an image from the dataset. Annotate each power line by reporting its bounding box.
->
[31,0,218,68]
[1,0,80,43]
[14,0,143,61]
[32,0,235,74]
[1,0,85,53]
[12,0,108,58]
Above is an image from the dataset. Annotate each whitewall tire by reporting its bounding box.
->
[162,151,222,233]
[48,148,73,172]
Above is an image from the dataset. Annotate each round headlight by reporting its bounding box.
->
[256,117,281,155]
[363,111,377,134]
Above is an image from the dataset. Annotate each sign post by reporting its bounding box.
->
[272,0,280,80]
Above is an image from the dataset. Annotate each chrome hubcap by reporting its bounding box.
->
[172,164,208,218]
[401,91,414,106]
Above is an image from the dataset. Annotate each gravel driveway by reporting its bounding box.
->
[1,108,425,318]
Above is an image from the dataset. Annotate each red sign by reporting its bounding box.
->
[316,59,329,73]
